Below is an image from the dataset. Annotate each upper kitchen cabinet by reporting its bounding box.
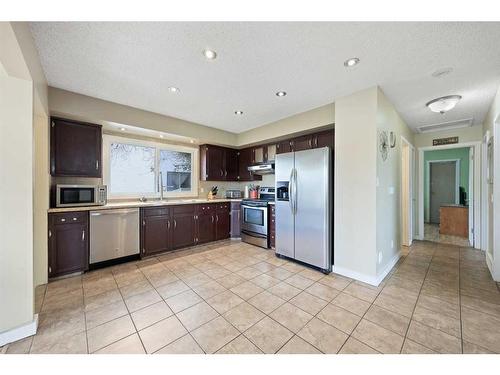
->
[253,146,265,164]
[265,144,277,162]
[200,145,239,181]
[50,117,102,177]
[292,134,314,152]
[276,139,293,154]
[237,147,262,182]
[314,129,334,149]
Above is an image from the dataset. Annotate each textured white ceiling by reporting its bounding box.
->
[30,22,500,133]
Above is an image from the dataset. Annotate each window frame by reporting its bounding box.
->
[103,134,199,199]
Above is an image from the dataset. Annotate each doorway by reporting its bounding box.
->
[420,146,476,247]
[401,137,415,247]
[428,160,459,224]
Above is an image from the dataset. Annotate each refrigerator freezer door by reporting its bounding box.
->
[294,148,331,270]
[275,152,295,259]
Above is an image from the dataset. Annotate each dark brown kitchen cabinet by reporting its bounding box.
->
[237,147,262,182]
[140,207,171,257]
[269,204,276,249]
[215,203,231,240]
[230,201,241,238]
[314,130,334,149]
[172,205,196,249]
[276,139,293,154]
[196,204,216,244]
[50,117,102,177]
[48,212,89,278]
[200,145,240,181]
[292,134,314,152]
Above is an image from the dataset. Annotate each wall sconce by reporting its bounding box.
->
[379,130,397,162]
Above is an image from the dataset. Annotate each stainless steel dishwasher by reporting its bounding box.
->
[90,208,140,264]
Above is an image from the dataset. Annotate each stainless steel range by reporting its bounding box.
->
[241,187,275,248]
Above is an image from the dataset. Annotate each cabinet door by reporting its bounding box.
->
[276,139,293,154]
[314,130,334,149]
[204,146,225,180]
[292,135,314,152]
[230,202,241,238]
[215,205,231,240]
[197,211,216,244]
[238,148,262,181]
[49,220,88,278]
[224,148,239,181]
[142,215,170,256]
[50,118,102,177]
[172,205,196,249]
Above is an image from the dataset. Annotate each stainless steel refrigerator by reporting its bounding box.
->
[275,147,331,273]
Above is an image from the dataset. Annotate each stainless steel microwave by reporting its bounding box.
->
[56,185,107,207]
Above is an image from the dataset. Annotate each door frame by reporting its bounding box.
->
[425,158,460,223]
[487,115,500,281]
[400,136,415,246]
[417,141,481,249]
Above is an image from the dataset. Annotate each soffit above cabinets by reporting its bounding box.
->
[30,22,500,133]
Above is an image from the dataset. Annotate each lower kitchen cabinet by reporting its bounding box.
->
[48,212,89,278]
[215,203,231,241]
[141,207,171,257]
[230,201,241,238]
[172,205,197,249]
[269,204,276,249]
[196,204,216,244]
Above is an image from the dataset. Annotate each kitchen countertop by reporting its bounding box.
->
[48,198,243,213]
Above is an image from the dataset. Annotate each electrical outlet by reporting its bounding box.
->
[200,187,204,193]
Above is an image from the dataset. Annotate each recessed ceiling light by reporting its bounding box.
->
[234,110,243,115]
[190,139,195,144]
[276,91,287,97]
[168,87,180,93]
[344,57,360,67]
[159,134,164,138]
[432,67,453,78]
[426,95,462,114]
[120,127,126,131]
[203,49,217,60]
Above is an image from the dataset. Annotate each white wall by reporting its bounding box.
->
[0,75,35,334]
[376,89,414,278]
[334,87,378,282]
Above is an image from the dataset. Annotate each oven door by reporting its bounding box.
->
[57,185,97,207]
[241,205,268,235]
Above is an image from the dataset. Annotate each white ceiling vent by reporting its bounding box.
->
[417,118,473,133]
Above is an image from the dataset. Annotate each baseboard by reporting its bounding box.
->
[332,251,401,287]
[486,251,499,282]
[0,314,38,347]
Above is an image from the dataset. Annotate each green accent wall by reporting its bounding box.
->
[424,147,470,222]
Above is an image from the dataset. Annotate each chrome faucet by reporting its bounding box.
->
[159,171,164,200]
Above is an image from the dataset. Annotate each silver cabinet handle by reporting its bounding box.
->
[60,218,66,222]
[142,220,146,226]
[73,217,77,221]
[96,160,99,170]
[82,230,85,241]
[174,219,177,229]
[211,215,214,223]
[167,220,170,229]
[220,169,223,176]
[216,215,219,222]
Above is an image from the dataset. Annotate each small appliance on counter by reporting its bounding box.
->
[225,189,242,199]
[241,186,275,248]
[56,184,107,207]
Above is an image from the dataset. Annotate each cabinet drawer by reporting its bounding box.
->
[216,203,230,212]
[198,204,215,212]
[142,207,170,217]
[172,204,196,214]
[51,211,87,225]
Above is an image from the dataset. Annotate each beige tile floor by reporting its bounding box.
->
[424,223,471,247]
[2,239,500,354]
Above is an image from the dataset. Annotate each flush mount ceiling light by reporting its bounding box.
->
[426,95,462,114]
[168,86,180,93]
[276,91,287,97]
[344,57,360,67]
[234,110,243,115]
[203,49,217,60]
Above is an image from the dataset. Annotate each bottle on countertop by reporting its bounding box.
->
[244,185,249,199]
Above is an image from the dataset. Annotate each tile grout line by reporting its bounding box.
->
[458,247,464,353]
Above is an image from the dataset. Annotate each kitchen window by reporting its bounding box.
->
[103,135,198,198]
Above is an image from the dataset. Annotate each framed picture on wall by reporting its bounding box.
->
[487,137,494,184]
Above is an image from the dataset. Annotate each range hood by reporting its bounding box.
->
[247,163,275,175]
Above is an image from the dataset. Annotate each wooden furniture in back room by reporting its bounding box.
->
[439,205,468,238]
